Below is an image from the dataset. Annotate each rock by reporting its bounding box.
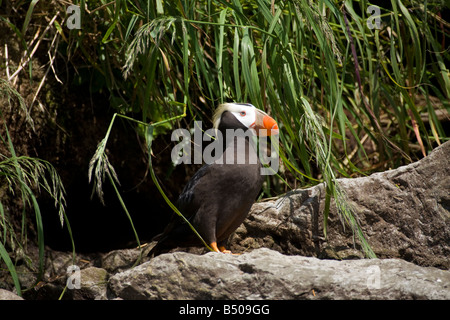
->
[0,289,23,300]
[72,267,109,300]
[99,248,144,273]
[230,141,450,268]
[17,247,98,300]
[108,248,450,300]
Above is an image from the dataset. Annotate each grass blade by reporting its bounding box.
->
[0,241,21,297]
[145,125,213,252]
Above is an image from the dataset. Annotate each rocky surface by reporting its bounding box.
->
[6,245,448,300]
[1,141,449,300]
[109,248,449,300]
[0,289,23,300]
[231,140,450,268]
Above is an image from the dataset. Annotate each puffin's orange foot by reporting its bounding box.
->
[219,246,232,254]
[210,242,238,254]
[210,241,221,252]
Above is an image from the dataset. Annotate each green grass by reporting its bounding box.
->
[0,80,72,296]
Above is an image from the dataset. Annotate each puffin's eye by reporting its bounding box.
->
[240,111,246,116]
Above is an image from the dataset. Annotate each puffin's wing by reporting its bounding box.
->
[151,163,211,239]
[176,163,212,217]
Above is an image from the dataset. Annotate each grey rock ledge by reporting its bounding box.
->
[109,248,450,300]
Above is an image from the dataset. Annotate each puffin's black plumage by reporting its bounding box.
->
[150,103,278,255]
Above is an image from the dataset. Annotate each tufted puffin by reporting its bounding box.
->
[150,103,279,255]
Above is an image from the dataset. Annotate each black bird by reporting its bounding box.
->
[150,103,279,255]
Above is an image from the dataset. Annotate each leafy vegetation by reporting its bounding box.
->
[1,0,449,294]
[0,79,71,296]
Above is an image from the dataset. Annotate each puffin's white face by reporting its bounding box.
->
[226,103,258,130]
[213,103,279,136]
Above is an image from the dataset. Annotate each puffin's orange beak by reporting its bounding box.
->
[254,110,279,136]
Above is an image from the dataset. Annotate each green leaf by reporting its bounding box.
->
[0,241,21,297]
